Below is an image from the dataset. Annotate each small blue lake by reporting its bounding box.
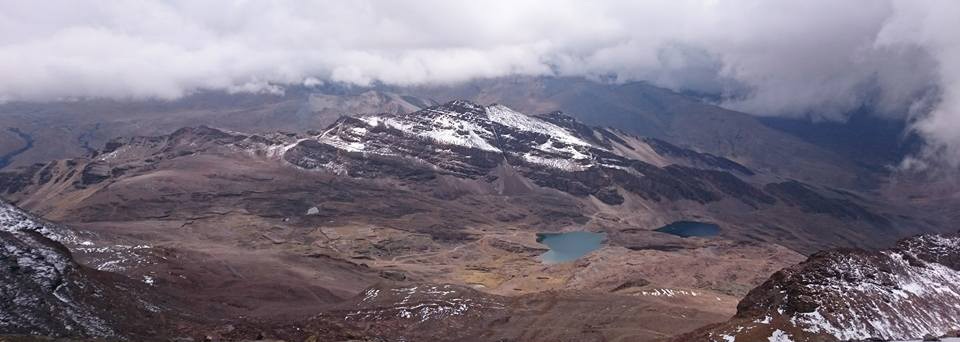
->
[536,231,606,263]
[654,221,720,238]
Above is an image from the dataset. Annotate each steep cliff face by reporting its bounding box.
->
[676,233,960,342]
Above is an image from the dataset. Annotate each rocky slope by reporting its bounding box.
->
[674,232,960,342]
[321,281,738,342]
[0,200,173,338]
[325,283,509,341]
[0,196,778,342]
[0,198,390,342]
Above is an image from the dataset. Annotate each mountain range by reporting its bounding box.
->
[1,77,958,341]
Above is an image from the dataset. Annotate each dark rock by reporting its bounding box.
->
[80,161,112,185]
[593,187,624,205]
[644,138,755,175]
[609,279,650,292]
[379,270,406,281]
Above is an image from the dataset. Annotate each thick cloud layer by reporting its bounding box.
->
[0,0,958,164]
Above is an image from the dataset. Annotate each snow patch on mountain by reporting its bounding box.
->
[522,154,589,171]
[0,201,78,243]
[379,110,499,152]
[343,284,505,325]
[0,201,119,337]
[306,101,602,171]
[485,104,589,147]
[768,329,794,342]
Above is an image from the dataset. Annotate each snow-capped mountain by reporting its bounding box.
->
[675,233,960,342]
[282,100,770,206]
[8,99,771,209]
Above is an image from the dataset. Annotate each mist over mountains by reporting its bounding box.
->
[1,0,959,166]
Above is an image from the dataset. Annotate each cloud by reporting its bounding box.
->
[0,0,957,164]
[880,0,960,168]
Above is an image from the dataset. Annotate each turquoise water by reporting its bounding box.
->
[654,221,720,238]
[537,231,606,263]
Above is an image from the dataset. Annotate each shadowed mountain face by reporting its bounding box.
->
[758,109,924,173]
[674,233,960,342]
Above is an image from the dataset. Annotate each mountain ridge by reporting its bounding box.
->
[0,76,872,190]
[673,232,960,342]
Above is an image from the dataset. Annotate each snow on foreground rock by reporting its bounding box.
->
[673,232,960,342]
[0,200,164,337]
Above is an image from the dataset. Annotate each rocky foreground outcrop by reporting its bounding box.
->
[0,201,173,338]
[0,199,372,341]
[674,233,960,342]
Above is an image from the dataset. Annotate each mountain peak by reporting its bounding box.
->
[438,99,485,113]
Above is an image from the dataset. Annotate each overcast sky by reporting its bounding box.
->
[1,0,958,165]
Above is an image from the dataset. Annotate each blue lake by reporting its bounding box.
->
[654,221,720,238]
[536,231,606,263]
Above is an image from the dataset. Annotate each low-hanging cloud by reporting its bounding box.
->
[0,0,958,165]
